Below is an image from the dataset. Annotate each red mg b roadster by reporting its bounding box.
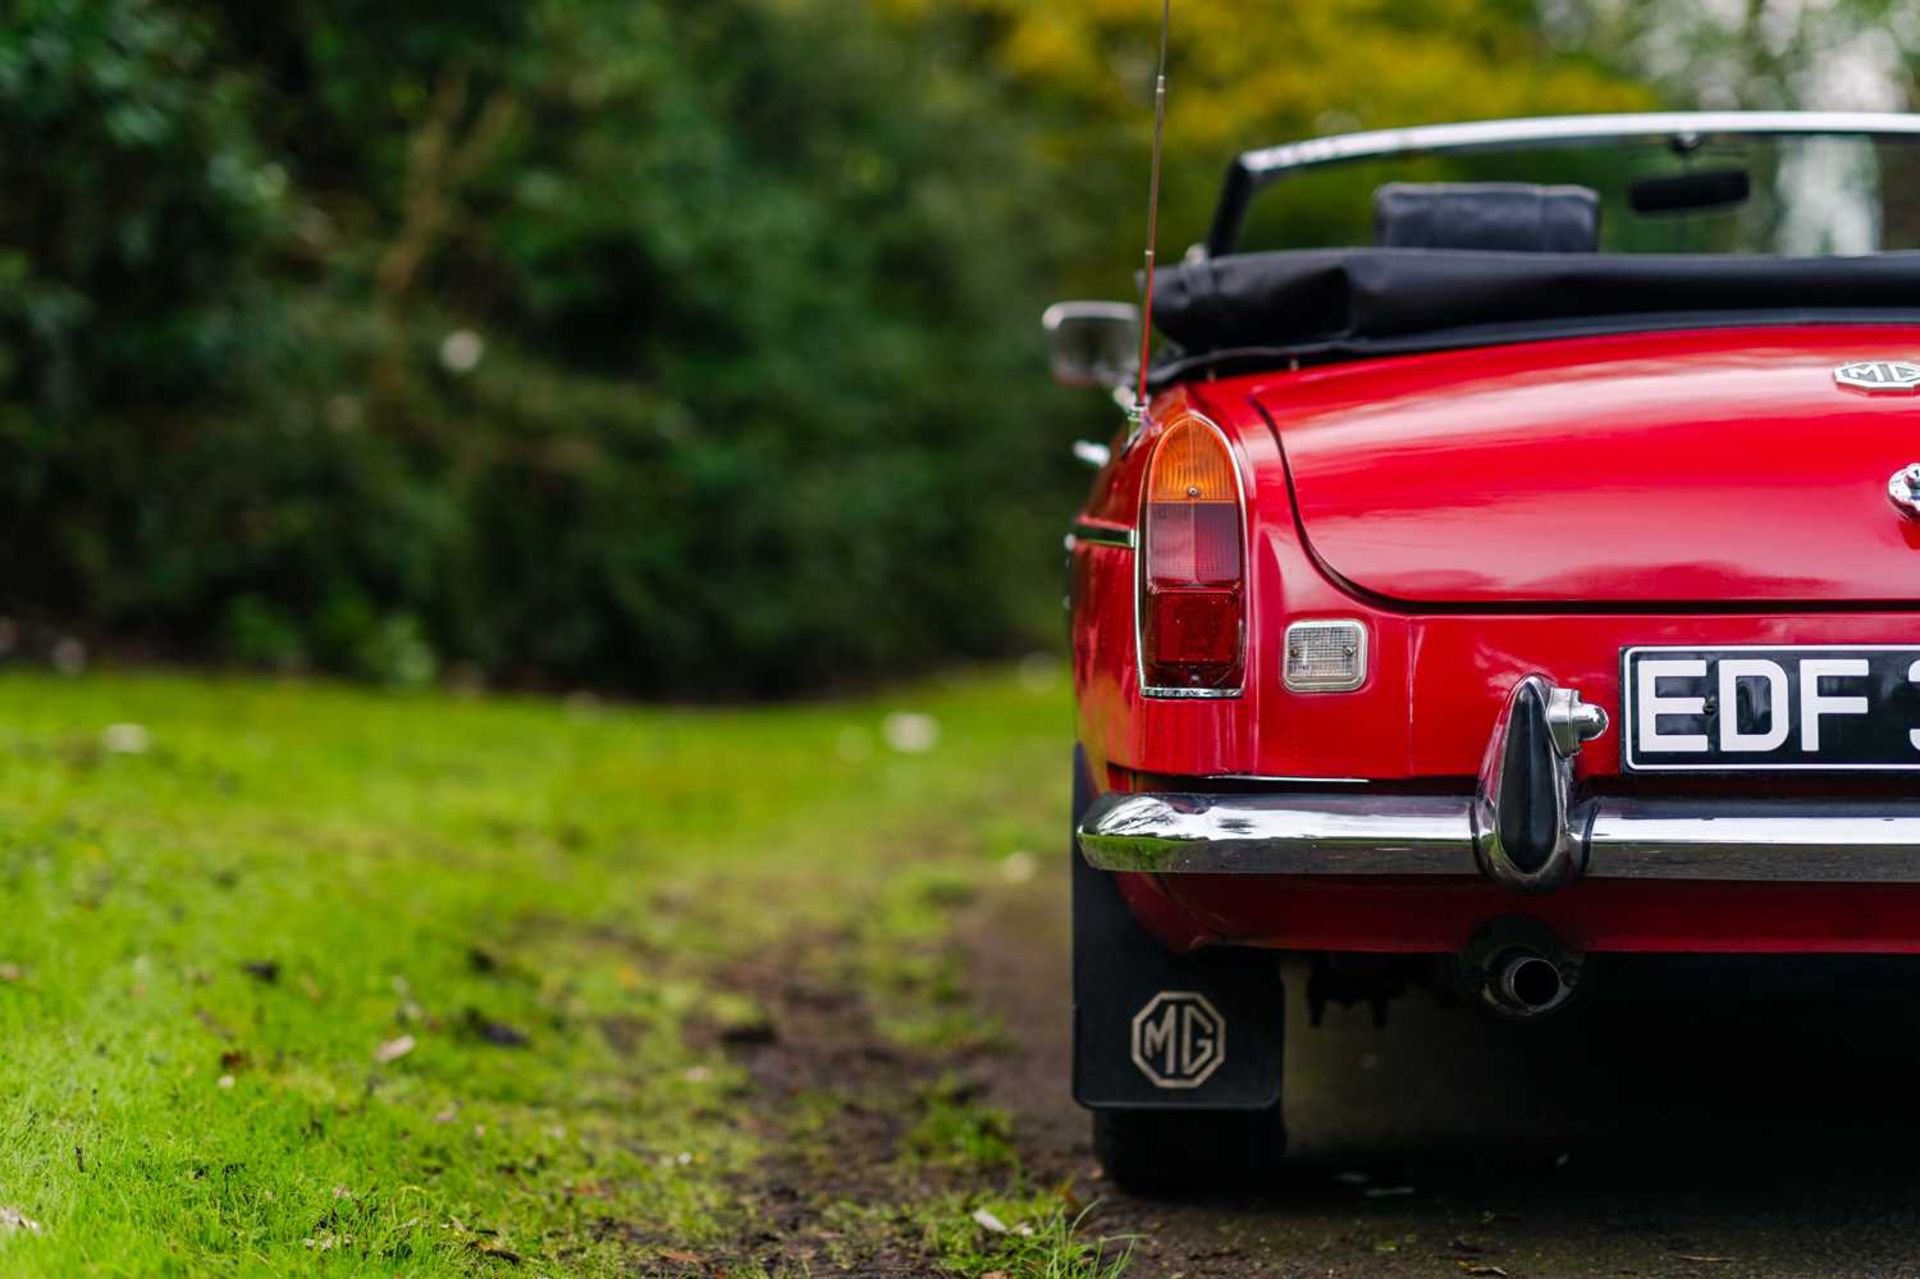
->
[1049,112,1920,1190]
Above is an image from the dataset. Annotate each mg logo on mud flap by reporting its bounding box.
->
[1130,991,1225,1089]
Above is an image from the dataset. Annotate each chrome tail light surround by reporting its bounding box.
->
[1136,411,1248,699]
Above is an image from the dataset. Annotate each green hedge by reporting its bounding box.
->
[0,0,1094,694]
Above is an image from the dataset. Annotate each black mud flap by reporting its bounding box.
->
[1071,748,1285,1110]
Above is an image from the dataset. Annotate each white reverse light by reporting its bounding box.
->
[1284,620,1369,692]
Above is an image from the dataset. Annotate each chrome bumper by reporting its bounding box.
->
[1076,790,1920,883]
[1079,673,1920,889]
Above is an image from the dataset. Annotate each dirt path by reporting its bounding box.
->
[966,861,1920,1279]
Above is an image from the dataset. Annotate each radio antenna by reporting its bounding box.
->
[1132,0,1172,422]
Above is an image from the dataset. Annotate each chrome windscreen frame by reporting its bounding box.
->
[1205,110,1920,257]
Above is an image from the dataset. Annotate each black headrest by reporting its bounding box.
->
[1373,182,1600,253]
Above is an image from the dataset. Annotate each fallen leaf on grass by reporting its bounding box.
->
[882,711,939,754]
[717,1019,777,1047]
[375,1035,416,1063]
[462,1009,529,1047]
[219,1049,249,1074]
[971,1207,1010,1234]
[657,1249,702,1264]
[0,1207,42,1235]
[100,723,150,755]
[469,1238,522,1264]
[1678,1257,1734,1265]
[194,1008,235,1040]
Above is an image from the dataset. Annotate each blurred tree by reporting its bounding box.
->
[0,0,287,419]
[1543,0,1917,112]
[0,0,1083,694]
[885,0,1651,288]
[1543,2,1920,252]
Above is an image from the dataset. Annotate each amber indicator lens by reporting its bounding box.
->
[1142,418,1245,692]
[1148,419,1239,503]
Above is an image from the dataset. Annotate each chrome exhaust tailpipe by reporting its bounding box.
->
[1489,949,1575,1018]
[1460,919,1582,1020]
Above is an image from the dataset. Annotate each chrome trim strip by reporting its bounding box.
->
[1134,685,1241,701]
[1200,773,1370,786]
[1069,521,1135,550]
[1077,791,1920,883]
[1239,110,1920,180]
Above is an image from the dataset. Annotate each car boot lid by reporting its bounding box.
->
[1255,325,1920,607]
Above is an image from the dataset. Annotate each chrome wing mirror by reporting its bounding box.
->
[1043,301,1140,402]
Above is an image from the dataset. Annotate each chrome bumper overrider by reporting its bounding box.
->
[1077,674,1920,889]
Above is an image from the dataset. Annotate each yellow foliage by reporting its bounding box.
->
[883,0,1656,277]
[950,0,1651,140]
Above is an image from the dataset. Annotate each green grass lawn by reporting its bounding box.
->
[0,664,1103,1275]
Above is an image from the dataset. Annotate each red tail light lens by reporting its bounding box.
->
[1141,416,1245,693]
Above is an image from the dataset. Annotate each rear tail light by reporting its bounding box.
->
[1140,414,1245,695]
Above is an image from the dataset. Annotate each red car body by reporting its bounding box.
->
[1060,113,1920,1188]
[1074,324,1920,958]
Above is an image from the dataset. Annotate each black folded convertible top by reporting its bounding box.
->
[1148,249,1920,382]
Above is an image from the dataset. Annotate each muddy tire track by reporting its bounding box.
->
[651,933,1016,1277]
